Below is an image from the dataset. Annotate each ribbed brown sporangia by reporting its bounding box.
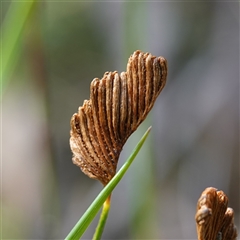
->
[195,187,238,240]
[70,50,167,185]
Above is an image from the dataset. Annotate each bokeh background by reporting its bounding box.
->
[2,1,239,239]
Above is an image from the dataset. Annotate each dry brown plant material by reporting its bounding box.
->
[70,50,167,185]
[195,187,238,240]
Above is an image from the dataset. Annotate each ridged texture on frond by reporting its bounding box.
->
[70,50,167,185]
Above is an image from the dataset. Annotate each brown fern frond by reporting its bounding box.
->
[70,50,167,185]
[195,187,238,240]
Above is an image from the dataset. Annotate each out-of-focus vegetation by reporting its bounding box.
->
[2,1,35,92]
[2,2,239,239]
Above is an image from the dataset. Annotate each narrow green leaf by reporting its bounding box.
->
[1,1,36,93]
[65,126,152,240]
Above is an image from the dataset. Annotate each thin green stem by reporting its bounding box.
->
[65,126,151,240]
[92,194,111,240]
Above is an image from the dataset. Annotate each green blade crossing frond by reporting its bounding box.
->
[65,126,152,240]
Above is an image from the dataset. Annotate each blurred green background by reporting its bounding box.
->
[1,1,239,239]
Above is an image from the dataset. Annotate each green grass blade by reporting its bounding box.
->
[1,1,35,92]
[65,126,152,240]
